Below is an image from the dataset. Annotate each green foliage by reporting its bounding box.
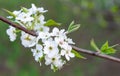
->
[4,9,16,18]
[21,7,28,13]
[39,55,44,62]
[52,65,58,72]
[91,40,116,55]
[111,5,119,13]
[67,21,80,34]
[72,49,86,59]
[100,41,116,54]
[90,39,100,52]
[44,19,61,27]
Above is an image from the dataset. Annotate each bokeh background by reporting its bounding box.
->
[0,0,120,76]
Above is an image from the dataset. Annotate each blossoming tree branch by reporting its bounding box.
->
[0,4,120,71]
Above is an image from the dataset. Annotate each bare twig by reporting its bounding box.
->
[0,16,120,63]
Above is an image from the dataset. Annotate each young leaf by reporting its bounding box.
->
[100,41,116,54]
[68,21,75,30]
[90,39,100,52]
[44,19,61,27]
[21,7,28,13]
[67,21,80,34]
[3,9,16,18]
[39,56,44,62]
[72,49,86,59]
[102,47,116,54]
[100,41,109,51]
[52,65,58,72]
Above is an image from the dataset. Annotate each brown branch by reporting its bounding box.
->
[0,16,37,36]
[72,45,120,63]
[0,16,120,63]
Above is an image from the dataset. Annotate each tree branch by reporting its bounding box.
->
[0,16,120,63]
[0,16,37,36]
[72,45,120,63]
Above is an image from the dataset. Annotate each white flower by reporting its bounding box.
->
[29,4,47,14]
[45,54,59,65]
[6,26,17,42]
[65,38,75,44]
[34,25,49,33]
[33,15,46,28]
[35,32,50,46]
[51,27,66,37]
[37,32,50,42]
[6,4,77,71]
[13,10,21,16]
[45,54,65,69]
[43,40,59,58]
[20,31,37,47]
[55,37,68,48]
[61,45,75,61]
[16,12,33,24]
[39,15,46,24]
[31,44,43,62]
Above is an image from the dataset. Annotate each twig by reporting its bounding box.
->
[72,45,120,63]
[0,16,37,36]
[0,16,120,63]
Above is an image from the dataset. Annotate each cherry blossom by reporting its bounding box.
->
[20,31,37,47]
[31,44,43,62]
[6,26,17,42]
[43,40,59,58]
[6,3,76,71]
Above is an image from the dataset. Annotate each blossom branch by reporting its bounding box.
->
[0,16,37,36]
[0,16,120,63]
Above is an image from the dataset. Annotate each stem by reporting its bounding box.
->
[0,16,37,36]
[72,45,120,63]
[0,16,120,63]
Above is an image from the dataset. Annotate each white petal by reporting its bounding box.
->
[61,50,65,56]
[6,26,16,42]
[69,52,75,58]
[45,56,52,65]
[48,50,58,58]
[43,46,49,54]
[36,44,42,50]
[65,55,70,61]
[66,38,75,44]
[31,4,37,11]
[35,55,39,62]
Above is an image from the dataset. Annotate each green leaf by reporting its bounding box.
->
[100,41,116,54]
[39,56,44,62]
[21,7,28,13]
[3,9,16,18]
[67,21,80,34]
[90,39,100,52]
[100,41,109,51]
[52,65,58,72]
[72,49,86,59]
[102,47,116,54]
[15,29,21,33]
[68,21,75,29]
[44,19,61,27]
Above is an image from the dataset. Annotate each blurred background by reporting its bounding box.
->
[0,0,120,76]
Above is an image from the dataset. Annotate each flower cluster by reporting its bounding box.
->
[6,4,76,71]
